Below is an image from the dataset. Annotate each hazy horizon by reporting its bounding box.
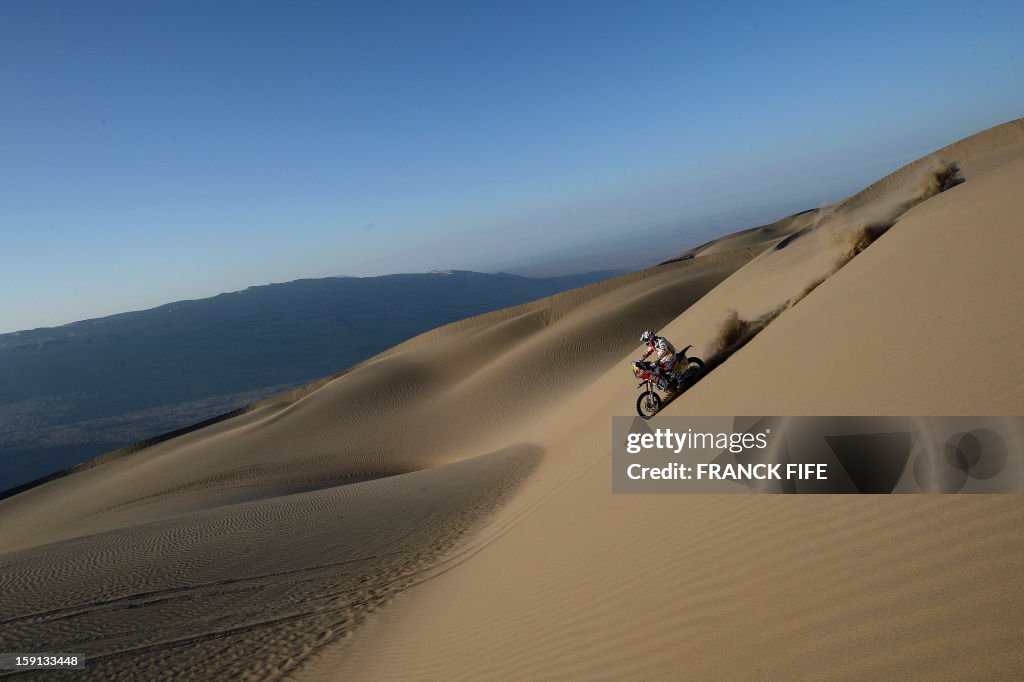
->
[0,196,812,335]
[4,1,1023,333]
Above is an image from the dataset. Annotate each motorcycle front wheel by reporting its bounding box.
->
[636,391,662,420]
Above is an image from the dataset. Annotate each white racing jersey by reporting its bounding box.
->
[646,335,677,365]
[654,336,675,358]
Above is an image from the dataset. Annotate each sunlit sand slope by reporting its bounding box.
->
[318,118,1024,680]
[672,151,1024,416]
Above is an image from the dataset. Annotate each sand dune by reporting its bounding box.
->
[0,250,751,553]
[1,119,1023,680]
[321,121,1024,680]
[669,206,821,260]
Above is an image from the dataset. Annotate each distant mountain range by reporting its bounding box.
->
[0,269,622,491]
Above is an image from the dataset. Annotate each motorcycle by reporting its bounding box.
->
[631,345,705,419]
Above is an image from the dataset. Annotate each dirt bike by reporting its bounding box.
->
[631,345,705,420]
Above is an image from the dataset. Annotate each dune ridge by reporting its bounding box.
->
[0,251,754,504]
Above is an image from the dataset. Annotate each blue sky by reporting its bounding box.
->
[2,0,1022,333]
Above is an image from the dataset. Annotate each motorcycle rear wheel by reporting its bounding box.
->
[636,391,662,420]
[682,356,705,381]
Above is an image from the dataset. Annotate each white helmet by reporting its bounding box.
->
[641,330,654,344]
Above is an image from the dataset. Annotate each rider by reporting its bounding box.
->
[640,330,680,389]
